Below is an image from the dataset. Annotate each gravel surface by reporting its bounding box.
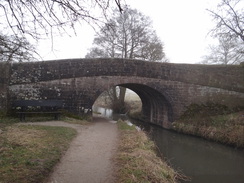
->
[23,117,118,183]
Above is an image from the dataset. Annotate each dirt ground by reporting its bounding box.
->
[24,116,118,183]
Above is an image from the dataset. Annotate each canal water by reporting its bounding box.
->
[93,106,244,183]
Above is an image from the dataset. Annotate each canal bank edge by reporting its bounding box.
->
[171,103,244,149]
[115,119,189,183]
[128,102,244,149]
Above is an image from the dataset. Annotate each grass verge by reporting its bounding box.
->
[0,117,78,183]
[172,103,244,148]
[116,119,186,183]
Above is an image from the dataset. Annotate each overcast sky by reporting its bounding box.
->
[37,0,219,64]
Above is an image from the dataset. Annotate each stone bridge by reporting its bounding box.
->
[0,58,243,128]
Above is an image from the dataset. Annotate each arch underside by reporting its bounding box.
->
[119,83,173,128]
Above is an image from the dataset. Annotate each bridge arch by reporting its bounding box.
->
[92,83,174,128]
[119,83,173,128]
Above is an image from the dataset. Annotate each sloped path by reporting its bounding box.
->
[24,117,118,183]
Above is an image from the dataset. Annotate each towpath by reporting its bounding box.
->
[25,117,118,183]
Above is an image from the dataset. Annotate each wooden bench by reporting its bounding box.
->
[13,100,63,121]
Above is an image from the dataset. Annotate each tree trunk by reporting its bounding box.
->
[119,86,126,104]
[109,86,127,114]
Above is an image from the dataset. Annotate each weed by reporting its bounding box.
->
[116,120,186,183]
[118,119,136,131]
[173,109,244,148]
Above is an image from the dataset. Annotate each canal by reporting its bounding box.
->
[93,106,244,183]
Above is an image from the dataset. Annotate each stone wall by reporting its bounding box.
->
[10,59,244,92]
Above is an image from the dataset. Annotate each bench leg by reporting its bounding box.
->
[20,113,25,121]
[54,113,60,120]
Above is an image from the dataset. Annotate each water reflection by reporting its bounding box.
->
[93,106,244,183]
[134,122,244,183]
[93,106,127,121]
[93,106,113,118]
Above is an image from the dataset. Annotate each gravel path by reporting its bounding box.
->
[23,117,118,183]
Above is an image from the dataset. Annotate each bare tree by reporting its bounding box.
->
[138,32,166,62]
[0,0,124,62]
[207,0,244,41]
[86,7,165,61]
[0,33,37,63]
[86,6,166,113]
[202,36,243,65]
[0,0,124,39]
[202,0,244,65]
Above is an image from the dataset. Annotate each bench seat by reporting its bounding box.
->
[13,100,63,121]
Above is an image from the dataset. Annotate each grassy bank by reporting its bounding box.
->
[116,119,186,183]
[0,116,81,183]
[172,103,244,148]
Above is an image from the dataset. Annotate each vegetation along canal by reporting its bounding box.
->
[93,106,244,183]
